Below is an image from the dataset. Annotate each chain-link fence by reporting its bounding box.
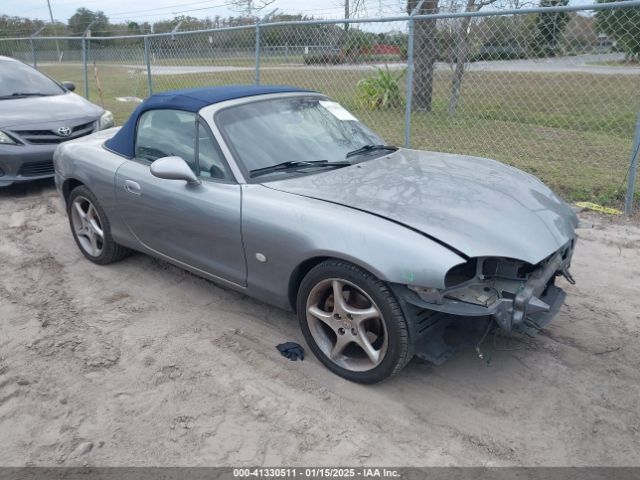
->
[1,1,639,211]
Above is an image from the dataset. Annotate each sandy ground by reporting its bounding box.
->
[0,179,639,467]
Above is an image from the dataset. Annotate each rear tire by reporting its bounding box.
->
[297,259,413,384]
[68,185,130,265]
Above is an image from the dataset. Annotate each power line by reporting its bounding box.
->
[106,1,347,22]
[107,0,237,17]
[1,0,234,23]
[0,0,403,32]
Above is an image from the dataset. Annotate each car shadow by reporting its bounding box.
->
[383,318,548,388]
[0,178,56,199]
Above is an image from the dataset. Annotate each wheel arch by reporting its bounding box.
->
[62,177,86,206]
[287,254,388,312]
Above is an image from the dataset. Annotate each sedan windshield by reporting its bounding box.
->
[216,96,388,179]
[0,60,65,98]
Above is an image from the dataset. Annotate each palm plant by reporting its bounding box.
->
[356,66,406,110]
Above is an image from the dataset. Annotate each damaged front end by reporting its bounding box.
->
[392,239,576,364]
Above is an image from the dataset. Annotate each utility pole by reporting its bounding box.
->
[30,26,46,68]
[344,0,350,31]
[46,0,61,61]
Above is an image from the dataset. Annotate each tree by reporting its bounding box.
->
[0,15,47,57]
[0,14,46,38]
[596,0,640,61]
[344,29,374,57]
[447,0,500,115]
[229,0,275,16]
[407,0,440,112]
[68,8,110,36]
[531,0,570,57]
[562,14,597,54]
[126,21,143,35]
[150,16,212,35]
[476,14,537,53]
[344,0,367,30]
[262,14,344,50]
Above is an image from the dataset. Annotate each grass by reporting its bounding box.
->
[39,62,640,207]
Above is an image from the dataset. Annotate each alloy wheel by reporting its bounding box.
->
[70,195,104,257]
[305,278,388,372]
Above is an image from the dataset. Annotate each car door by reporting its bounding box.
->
[114,109,246,287]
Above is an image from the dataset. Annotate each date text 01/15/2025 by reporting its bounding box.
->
[233,467,400,478]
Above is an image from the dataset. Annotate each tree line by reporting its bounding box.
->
[1,0,636,116]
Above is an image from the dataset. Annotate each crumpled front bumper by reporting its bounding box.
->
[488,249,570,332]
[398,280,567,336]
[401,248,572,332]
[513,283,566,335]
[390,246,574,364]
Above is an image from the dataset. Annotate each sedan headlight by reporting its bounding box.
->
[0,131,17,145]
[98,110,114,130]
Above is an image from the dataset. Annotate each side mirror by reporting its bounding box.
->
[61,81,75,92]
[150,156,200,185]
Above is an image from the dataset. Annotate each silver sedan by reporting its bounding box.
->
[0,56,113,187]
[54,86,577,383]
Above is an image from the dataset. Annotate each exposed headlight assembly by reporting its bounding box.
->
[409,257,532,307]
[98,110,114,130]
[0,131,17,145]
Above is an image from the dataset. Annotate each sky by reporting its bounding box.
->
[1,0,409,24]
[1,0,596,34]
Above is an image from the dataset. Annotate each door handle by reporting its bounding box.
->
[124,180,141,195]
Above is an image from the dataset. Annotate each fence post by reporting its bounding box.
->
[30,38,37,68]
[29,26,45,68]
[624,112,640,216]
[82,37,89,99]
[404,0,425,148]
[82,21,96,100]
[255,24,261,85]
[144,36,153,96]
[255,9,278,86]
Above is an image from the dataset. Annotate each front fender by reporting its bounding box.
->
[241,185,465,310]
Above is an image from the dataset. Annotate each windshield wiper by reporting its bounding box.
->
[0,92,50,99]
[346,144,398,159]
[249,160,351,178]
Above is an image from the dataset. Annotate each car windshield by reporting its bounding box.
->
[216,96,387,179]
[0,60,65,98]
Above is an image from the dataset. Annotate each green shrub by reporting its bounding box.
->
[356,66,405,110]
[344,30,373,57]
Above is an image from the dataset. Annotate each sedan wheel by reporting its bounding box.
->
[71,196,104,258]
[297,259,413,383]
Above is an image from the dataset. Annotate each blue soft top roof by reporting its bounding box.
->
[105,85,313,158]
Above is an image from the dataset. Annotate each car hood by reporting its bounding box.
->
[0,92,103,129]
[265,149,578,265]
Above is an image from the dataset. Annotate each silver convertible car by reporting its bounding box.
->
[54,85,577,383]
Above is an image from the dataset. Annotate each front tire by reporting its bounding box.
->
[297,260,413,384]
[68,185,130,265]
